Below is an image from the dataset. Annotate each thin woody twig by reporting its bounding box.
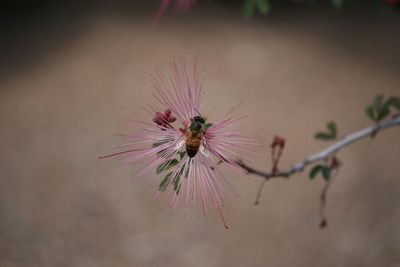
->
[319,176,333,228]
[253,136,285,204]
[237,116,400,180]
[254,180,266,205]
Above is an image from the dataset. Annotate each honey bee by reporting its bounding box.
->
[185,116,206,158]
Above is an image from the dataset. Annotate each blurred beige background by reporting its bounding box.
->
[1,3,400,267]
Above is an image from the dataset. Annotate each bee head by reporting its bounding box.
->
[193,116,206,124]
[190,116,206,134]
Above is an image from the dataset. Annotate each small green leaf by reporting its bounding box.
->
[321,166,331,181]
[365,105,376,121]
[365,95,397,122]
[376,108,390,121]
[315,121,337,141]
[374,95,384,114]
[243,0,255,18]
[315,132,334,140]
[377,96,391,121]
[391,97,400,110]
[152,140,168,147]
[327,121,337,139]
[204,123,213,130]
[384,96,400,112]
[173,175,181,193]
[159,172,172,192]
[382,97,392,113]
[373,95,388,122]
[309,165,323,179]
[178,151,186,160]
[156,159,179,174]
[256,0,271,15]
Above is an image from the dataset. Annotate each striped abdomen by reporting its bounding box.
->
[185,132,201,158]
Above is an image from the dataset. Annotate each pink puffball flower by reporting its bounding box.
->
[102,59,255,228]
[154,0,197,22]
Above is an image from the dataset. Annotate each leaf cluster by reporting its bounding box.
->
[243,0,270,17]
[155,152,188,194]
[241,0,356,18]
[309,164,331,181]
[158,172,182,193]
[315,121,337,141]
[365,95,400,123]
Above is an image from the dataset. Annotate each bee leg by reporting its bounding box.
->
[179,128,187,134]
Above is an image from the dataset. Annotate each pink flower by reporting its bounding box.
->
[154,0,197,22]
[102,59,255,228]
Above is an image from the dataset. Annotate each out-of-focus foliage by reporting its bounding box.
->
[307,94,400,183]
[309,164,331,181]
[241,0,400,17]
[155,0,400,19]
[365,95,400,122]
[315,121,337,141]
[243,0,271,17]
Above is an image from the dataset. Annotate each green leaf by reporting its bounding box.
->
[156,159,179,174]
[365,105,376,121]
[327,121,337,139]
[204,123,213,130]
[376,96,391,121]
[382,97,392,113]
[391,97,400,110]
[152,140,169,147]
[309,165,323,179]
[243,0,255,18]
[178,151,186,160]
[364,95,398,122]
[384,96,400,112]
[256,0,271,15]
[376,108,390,122]
[173,175,181,193]
[159,172,172,192]
[321,166,331,181]
[315,132,334,140]
[315,121,337,141]
[331,0,344,9]
[374,95,384,114]
[372,95,388,122]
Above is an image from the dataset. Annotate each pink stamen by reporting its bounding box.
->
[103,59,256,229]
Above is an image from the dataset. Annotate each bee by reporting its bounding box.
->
[185,116,206,158]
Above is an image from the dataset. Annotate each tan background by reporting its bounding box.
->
[1,4,400,267]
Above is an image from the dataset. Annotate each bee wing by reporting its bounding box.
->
[175,138,185,151]
[199,138,210,158]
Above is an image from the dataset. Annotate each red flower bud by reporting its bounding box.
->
[167,116,176,123]
[329,156,341,170]
[164,109,172,117]
[153,110,176,128]
[271,136,285,149]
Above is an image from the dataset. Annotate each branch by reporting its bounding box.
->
[318,169,340,228]
[237,116,400,180]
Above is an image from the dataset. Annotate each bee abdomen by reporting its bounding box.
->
[186,147,198,158]
[186,138,201,158]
